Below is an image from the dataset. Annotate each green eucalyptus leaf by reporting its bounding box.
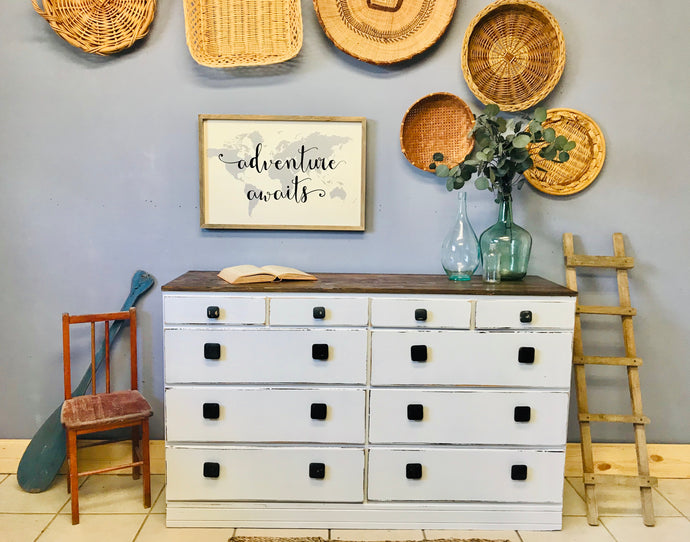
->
[429,162,436,170]
[555,135,568,147]
[534,107,547,122]
[510,147,529,161]
[446,178,454,191]
[528,120,541,134]
[435,164,450,177]
[514,121,523,133]
[559,151,570,162]
[563,140,577,152]
[543,128,556,142]
[475,176,491,190]
[484,104,500,117]
[540,147,558,161]
[496,117,507,132]
[433,152,444,161]
[512,134,531,148]
[449,165,459,176]
[453,179,465,190]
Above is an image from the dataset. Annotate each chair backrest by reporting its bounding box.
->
[62,308,137,400]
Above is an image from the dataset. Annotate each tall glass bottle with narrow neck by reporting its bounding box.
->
[441,191,480,281]
[479,190,532,280]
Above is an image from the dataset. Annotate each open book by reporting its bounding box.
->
[217,265,317,285]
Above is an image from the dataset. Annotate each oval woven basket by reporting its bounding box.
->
[400,92,475,172]
[524,108,606,196]
[32,0,156,55]
[183,0,303,67]
[461,0,565,112]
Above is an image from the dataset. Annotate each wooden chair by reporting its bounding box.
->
[60,308,152,524]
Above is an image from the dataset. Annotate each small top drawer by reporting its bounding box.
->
[269,297,369,326]
[475,299,575,330]
[370,297,471,329]
[164,295,266,325]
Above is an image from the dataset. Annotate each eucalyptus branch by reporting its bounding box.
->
[430,104,576,197]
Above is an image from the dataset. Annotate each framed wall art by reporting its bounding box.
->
[199,115,366,230]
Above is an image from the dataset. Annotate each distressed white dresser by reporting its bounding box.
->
[162,272,576,530]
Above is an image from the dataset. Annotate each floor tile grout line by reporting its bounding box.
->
[654,483,689,519]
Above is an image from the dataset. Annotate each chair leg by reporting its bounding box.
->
[131,425,141,480]
[141,420,151,508]
[67,430,80,525]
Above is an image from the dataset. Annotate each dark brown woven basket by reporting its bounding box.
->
[32,0,156,55]
[461,0,565,112]
[400,93,475,172]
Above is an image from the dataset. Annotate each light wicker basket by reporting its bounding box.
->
[461,0,565,112]
[524,108,606,195]
[32,0,156,55]
[400,92,475,172]
[183,0,303,67]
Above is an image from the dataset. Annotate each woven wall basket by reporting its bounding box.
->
[32,0,156,55]
[524,108,606,195]
[400,92,475,172]
[461,0,565,112]
[183,0,303,67]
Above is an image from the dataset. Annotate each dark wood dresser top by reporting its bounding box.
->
[162,272,576,297]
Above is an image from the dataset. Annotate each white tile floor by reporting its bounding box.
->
[0,473,688,542]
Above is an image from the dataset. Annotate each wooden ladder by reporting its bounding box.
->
[563,232,656,526]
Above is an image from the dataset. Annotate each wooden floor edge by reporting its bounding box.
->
[1,440,689,478]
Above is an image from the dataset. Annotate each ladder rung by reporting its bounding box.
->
[579,413,650,424]
[583,473,657,488]
[566,254,635,269]
[577,305,637,316]
[573,355,642,366]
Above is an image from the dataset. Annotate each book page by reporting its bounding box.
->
[260,265,317,281]
[218,265,277,284]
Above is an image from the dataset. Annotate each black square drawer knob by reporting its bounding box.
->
[313,306,326,319]
[406,463,423,480]
[410,344,428,362]
[204,342,221,360]
[519,310,533,323]
[312,343,329,361]
[203,462,220,478]
[203,402,220,420]
[414,308,428,321]
[310,403,328,420]
[511,464,528,481]
[514,406,532,422]
[206,306,220,319]
[309,462,326,479]
[407,403,424,421]
[518,346,536,364]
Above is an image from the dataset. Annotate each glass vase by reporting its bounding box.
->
[441,191,480,281]
[479,192,532,281]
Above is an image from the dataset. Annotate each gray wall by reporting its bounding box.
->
[1,1,688,443]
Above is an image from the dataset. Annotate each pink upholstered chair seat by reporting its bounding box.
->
[61,390,152,431]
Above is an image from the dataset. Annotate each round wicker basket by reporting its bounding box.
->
[400,92,475,172]
[461,0,565,112]
[524,108,606,196]
[32,0,156,56]
[183,0,303,67]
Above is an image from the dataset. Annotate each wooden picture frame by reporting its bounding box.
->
[199,115,366,230]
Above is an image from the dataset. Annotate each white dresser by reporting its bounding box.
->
[162,272,576,530]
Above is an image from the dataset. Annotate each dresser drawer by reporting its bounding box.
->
[370,297,471,329]
[166,387,366,444]
[475,299,575,329]
[165,328,367,384]
[368,390,569,446]
[370,330,572,388]
[367,448,565,503]
[167,446,365,502]
[269,296,369,326]
[164,295,266,325]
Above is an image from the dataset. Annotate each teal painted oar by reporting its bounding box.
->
[17,270,155,493]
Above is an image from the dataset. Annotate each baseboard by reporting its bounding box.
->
[1,440,689,478]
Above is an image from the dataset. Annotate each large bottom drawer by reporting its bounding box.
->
[166,446,365,502]
[367,448,565,503]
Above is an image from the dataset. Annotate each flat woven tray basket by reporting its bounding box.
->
[400,92,475,172]
[32,0,156,55]
[183,0,303,67]
[524,108,606,195]
[461,0,565,112]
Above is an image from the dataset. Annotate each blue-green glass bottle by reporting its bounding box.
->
[479,192,532,281]
[441,191,480,281]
